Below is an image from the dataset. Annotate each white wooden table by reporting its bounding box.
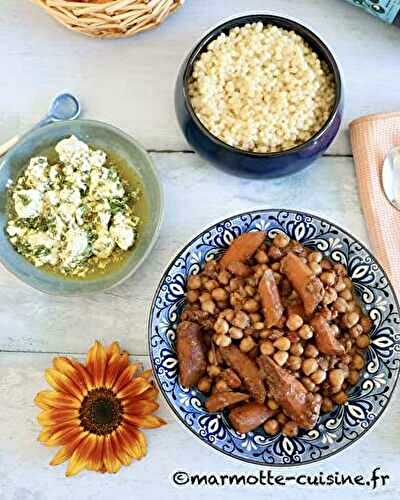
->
[0,1,399,499]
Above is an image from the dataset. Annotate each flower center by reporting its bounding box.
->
[79,388,123,435]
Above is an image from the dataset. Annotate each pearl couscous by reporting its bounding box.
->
[188,22,336,153]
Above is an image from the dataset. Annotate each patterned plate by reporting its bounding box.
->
[148,209,400,466]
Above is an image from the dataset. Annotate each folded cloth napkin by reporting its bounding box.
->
[350,112,400,297]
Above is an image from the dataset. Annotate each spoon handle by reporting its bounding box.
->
[0,135,20,157]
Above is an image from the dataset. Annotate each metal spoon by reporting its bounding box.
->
[0,93,81,157]
[382,146,400,211]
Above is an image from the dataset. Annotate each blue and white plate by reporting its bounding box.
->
[148,209,400,466]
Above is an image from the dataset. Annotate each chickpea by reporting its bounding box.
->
[269,329,284,341]
[215,379,229,392]
[302,358,318,376]
[187,274,202,290]
[197,377,212,393]
[287,355,302,371]
[232,311,250,329]
[243,299,259,313]
[214,318,229,335]
[244,285,256,297]
[335,278,347,292]
[201,300,216,314]
[309,262,322,275]
[268,246,283,260]
[199,292,212,303]
[346,301,357,313]
[218,270,231,285]
[247,311,259,322]
[255,250,269,264]
[343,312,360,329]
[302,377,316,392]
[298,324,313,340]
[273,272,282,284]
[311,369,327,385]
[253,322,265,331]
[282,421,299,438]
[273,336,291,351]
[308,251,323,264]
[360,316,373,334]
[187,290,199,303]
[229,278,243,291]
[276,412,288,425]
[333,297,348,313]
[320,271,336,286]
[240,336,256,353]
[286,314,304,331]
[259,329,272,339]
[263,419,280,435]
[290,343,304,356]
[350,324,363,339]
[356,334,370,349]
[229,327,244,340]
[267,399,279,411]
[333,391,348,405]
[339,289,352,301]
[207,365,221,378]
[260,340,275,356]
[323,287,338,305]
[211,287,228,302]
[274,233,290,248]
[304,344,319,358]
[321,397,334,413]
[273,350,289,366]
[329,368,345,388]
[348,369,360,385]
[321,259,333,270]
[205,279,218,292]
[351,353,364,370]
[215,334,232,348]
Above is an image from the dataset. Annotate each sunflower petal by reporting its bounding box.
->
[52,357,89,396]
[38,408,79,426]
[117,425,144,460]
[66,433,98,477]
[70,360,94,392]
[103,434,121,473]
[34,390,81,410]
[136,387,159,401]
[49,431,87,466]
[106,342,121,361]
[110,430,132,466]
[141,369,153,380]
[113,365,143,395]
[104,352,129,389]
[133,429,147,457]
[122,400,159,416]
[44,425,86,447]
[45,368,83,400]
[117,377,151,399]
[86,435,105,472]
[86,341,107,387]
[124,414,166,429]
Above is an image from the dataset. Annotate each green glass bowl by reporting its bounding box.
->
[0,119,163,295]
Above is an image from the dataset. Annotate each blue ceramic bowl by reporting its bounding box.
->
[0,120,163,295]
[149,209,400,466]
[175,15,344,179]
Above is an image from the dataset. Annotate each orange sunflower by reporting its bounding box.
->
[35,341,166,477]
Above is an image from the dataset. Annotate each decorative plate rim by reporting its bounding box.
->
[147,208,400,467]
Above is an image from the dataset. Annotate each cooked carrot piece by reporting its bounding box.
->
[220,345,266,403]
[220,231,265,268]
[258,355,321,430]
[177,321,207,387]
[311,315,345,356]
[281,252,324,315]
[258,269,284,328]
[229,402,273,434]
[205,391,249,412]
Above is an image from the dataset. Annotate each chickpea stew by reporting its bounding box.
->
[176,231,372,437]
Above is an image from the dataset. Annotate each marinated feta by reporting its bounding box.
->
[6,136,141,277]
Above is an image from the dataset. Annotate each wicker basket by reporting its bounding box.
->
[32,0,184,39]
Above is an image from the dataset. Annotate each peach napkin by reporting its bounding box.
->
[349,112,400,297]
